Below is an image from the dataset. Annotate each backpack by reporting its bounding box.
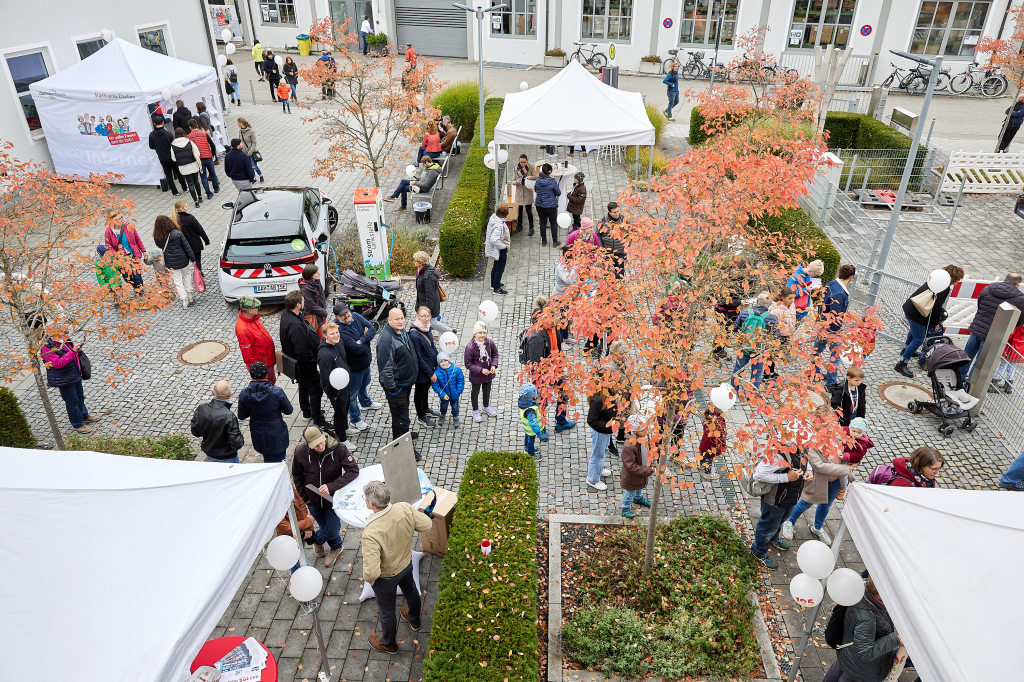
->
[738,466,773,498]
[739,310,771,356]
[829,381,847,410]
[518,327,548,364]
[229,70,238,83]
[867,464,897,485]
[824,604,852,649]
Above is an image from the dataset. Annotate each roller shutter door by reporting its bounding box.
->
[395,0,468,58]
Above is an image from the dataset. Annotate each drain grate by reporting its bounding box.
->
[178,340,230,366]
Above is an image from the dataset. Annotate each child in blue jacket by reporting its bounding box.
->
[518,383,548,460]
[431,352,465,427]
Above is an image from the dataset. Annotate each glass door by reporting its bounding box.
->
[329,0,350,36]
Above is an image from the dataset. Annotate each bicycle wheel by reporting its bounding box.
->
[935,72,951,91]
[783,68,800,83]
[983,75,1008,97]
[589,52,608,70]
[906,75,928,95]
[568,51,583,64]
[881,73,895,88]
[949,73,972,95]
[682,62,700,80]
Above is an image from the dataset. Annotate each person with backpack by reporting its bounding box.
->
[224,59,240,105]
[41,332,96,434]
[663,62,679,120]
[431,352,464,427]
[823,575,901,682]
[731,293,778,392]
[187,119,219,199]
[170,127,203,208]
[814,264,857,388]
[879,446,943,488]
[749,435,813,569]
[518,383,548,460]
[522,297,576,433]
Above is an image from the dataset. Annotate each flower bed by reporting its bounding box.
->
[65,433,194,460]
[561,515,762,680]
[424,451,539,682]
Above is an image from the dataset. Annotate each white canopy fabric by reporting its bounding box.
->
[29,39,225,185]
[843,481,1024,682]
[0,447,292,682]
[494,61,655,146]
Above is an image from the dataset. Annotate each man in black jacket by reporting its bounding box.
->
[292,425,360,567]
[264,51,281,101]
[963,273,1024,380]
[525,301,575,433]
[171,100,192,135]
[335,300,380,431]
[376,307,418,441]
[280,290,326,427]
[318,322,352,449]
[224,138,256,191]
[190,380,245,463]
[148,115,188,196]
[597,202,626,278]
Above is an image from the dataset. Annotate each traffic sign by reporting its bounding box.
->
[476,10,484,20]
[860,25,872,36]
[663,18,673,29]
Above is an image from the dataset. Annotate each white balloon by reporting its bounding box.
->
[330,367,350,389]
[170,83,184,97]
[275,55,284,67]
[100,29,114,43]
[266,535,300,571]
[216,54,228,67]
[927,268,951,293]
[796,540,836,579]
[221,28,234,43]
[225,42,237,55]
[487,140,496,154]
[160,88,172,101]
[709,383,736,412]
[826,567,866,607]
[483,153,496,169]
[439,331,459,352]
[406,164,417,178]
[496,149,509,164]
[289,565,324,602]
[556,212,572,229]
[520,81,529,91]
[478,300,499,324]
[790,572,824,608]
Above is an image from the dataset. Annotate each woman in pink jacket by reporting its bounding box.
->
[103,210,147,288]
[563,216,601,249]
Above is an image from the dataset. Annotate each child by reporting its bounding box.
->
[277,82,291,112]
[94,245,119,290]
[839,417,874,467]
[830,366,866,427]
[431,352,465,427]
[698,404,727,479]
[620,416,653,518]
[464,320,498,422]
[518,383,548,460]
[731,293,778,392]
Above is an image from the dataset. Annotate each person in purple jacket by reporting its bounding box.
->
[464,320,499,423]
[40,333,98,433]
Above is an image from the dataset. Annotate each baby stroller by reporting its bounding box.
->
[329,268,404,330]
[907,337,979,437]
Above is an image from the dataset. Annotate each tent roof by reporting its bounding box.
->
[29,38,215,98]
[0,447,292,682]
[843,482,1024,682]
[494,61,655,146]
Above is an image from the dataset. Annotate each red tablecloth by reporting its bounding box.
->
[190,636,278,682]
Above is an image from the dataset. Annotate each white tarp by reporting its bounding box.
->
[843,482,1024,682]
[494,60,655,147]
[29,39,224,185]
[0,447,292,682]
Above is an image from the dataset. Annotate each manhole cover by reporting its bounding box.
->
[878,381,934,412]
[178,340,230,366]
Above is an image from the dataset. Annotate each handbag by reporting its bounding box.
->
[252,151,263,163]
[910,289,936,317]
[437,281,448,302]
[78,349,92,381]
[739,467,772,498]
[192,265,206,293]
[1003,327,1024,363]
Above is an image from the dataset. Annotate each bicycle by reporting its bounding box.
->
[728,52,798,84]
[949,61,1007,97]
[569,42,608,71]
[880,62,929,95]
[679,50,727,80]
[662,48,682,74]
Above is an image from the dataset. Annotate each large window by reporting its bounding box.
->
[679,0,738,47]
[911,1,990,57]
[788,0,857,50]
[139,27,169,55]
[491,0,537,37]
[581,0,632,42]
[261,0,297,25]
[77,39,107,60]
[6,51,49,138]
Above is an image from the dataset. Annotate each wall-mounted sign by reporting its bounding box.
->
[964,34,979,45]
[261,4,270,21]
[860,25,872,36]
[790,28,803,45]
[663,18,673,29]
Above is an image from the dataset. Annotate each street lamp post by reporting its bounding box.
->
[453,3,508,147]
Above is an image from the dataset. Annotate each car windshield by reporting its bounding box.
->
[226,235,312,260]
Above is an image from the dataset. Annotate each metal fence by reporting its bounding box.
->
[831,148,939,193]
[826,88,875,114]
[981,343,1024,455]
[779,53,875,86]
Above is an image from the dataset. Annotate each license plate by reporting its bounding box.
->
[254,283,287,293]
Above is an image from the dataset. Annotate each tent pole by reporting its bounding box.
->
[647,143,654,181]
[495,144,500,208]
[288,503,333,681]
[787,520,848,682]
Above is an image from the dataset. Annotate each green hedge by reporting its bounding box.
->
[438,97,504,277]
[0,387,36,448]
[433,81,489,142]
[689,106,709,145]
[755,207,841,282]
[65,433,194,460]
[424,451,538,682]
[823,113,929,190]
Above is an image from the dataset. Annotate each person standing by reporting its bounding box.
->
[187,120,219,199]
[318,322,354,448]
[485,205,510,296]
[225,138,256,190]
[252,40,265,81]
[894,264,964,379]
[512,154,535,235]
[823,575,901,682]
[171,128,203,208]
[787,259,825,321]
[237,361,293,463]
[148,115,189,196]
[780,445,853,546]
[376,307,419,442]
[292,425,360,567]
[361,480,432,653]
[597,202,627,277]
[814,264,857,388]
[413,251,451,334]
[619,431,653,517]
[236,296,277,384]
[565,171,587,228]
[238,117,265,183]
[299,264,330,335]
[409,306,440,428]
[663,62,680,120]
[191,380,245,463]
[749,442,812,570]
[999,93,1024,152]
[961,272,1024,380]
[225,59,240,105]
[432,352,464,427]
[335,301,381,431]
[524,298,575,432]
[283,56,299,102]
[533,164,561,247]
[264,51,281,102]
[170,200,210,273]
[586,387,619,491]
[405,43,417,70]
[103,209,147,289]
[360,16,373,55]
[277,81,292,113]
[41,334,96,434]
[152,215,197,309]
[171,100,192,135]
[319,50,338,98]
[281,290,327,427]
[464,321,499,423]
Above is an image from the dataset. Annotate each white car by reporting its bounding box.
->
[218,187,338,304]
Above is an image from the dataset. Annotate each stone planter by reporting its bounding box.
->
[639,60,662,74]
[544,55,567,68]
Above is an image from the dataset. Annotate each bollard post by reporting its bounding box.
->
[945,173,967,232]
[968,302,1022,416]
[250,79,257,105]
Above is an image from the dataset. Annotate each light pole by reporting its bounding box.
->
[453,3,508,147]
[866,50,942,307]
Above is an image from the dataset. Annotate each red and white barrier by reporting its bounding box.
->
[944,279,993,336]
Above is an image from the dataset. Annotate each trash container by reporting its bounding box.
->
[413,201,432,224]
[296,34,311,56]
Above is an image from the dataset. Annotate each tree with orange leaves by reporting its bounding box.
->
[0,142,174,448]
[299,18,445,187]
[977,5,1024,152]
[527,62,880,577]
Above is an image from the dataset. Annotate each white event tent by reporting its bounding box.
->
[29,39,226,185]
[0,447,291,682]
[843,481,1024,682]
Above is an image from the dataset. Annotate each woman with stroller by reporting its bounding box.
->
[894,265,964,379]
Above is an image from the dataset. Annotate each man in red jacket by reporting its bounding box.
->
[187,119,220,199]
[236,296,277,384]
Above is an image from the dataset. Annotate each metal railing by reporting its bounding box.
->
[980,343,1024,455]
[780,52,874,86]
[826,87,875,114]
[831,148,937,192]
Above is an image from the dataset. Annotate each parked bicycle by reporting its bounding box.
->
[679,50,728,80]
[662,49,682,73]
[569,42,608,71]
[949,61,1007,97]
[728,52,798,84]
[880,62,949,95]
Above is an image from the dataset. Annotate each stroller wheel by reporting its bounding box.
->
[907,400,919,414]
[940,424,956,437]
[964,421,978,433]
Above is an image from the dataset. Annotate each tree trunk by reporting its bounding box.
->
[29,355,66,450]
[642,402,676,578]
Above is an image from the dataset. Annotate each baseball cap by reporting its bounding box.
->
[303,426,326,448]
[333,299,352,316]
[239,296,261,310]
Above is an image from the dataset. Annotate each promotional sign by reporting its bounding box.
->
[210,6,243,42]
[353,188,390,280]
[608,43,616,64]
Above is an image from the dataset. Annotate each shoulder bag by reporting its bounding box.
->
[910,289,936,317]
[78,348,92,381]
[437,281,448,302]
[252,150,263,163]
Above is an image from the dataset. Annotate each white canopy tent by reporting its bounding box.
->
[0,447,291,682]
[29,39,226,185]
[842,481,1024,682]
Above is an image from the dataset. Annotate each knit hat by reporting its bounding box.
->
[574,171,585,183]
[520,382,537,399]
[807,259,825,277]
[437,352,452,365]
[473,320,487,335]
[303,425,326,448]
[249,361,268,380]
[580,216,593,230]
[849,417,868,434]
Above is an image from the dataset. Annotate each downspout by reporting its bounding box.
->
[247,0,261,44]
[553,0,562,50]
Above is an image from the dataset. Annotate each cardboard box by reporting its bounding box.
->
[420,487,458,557]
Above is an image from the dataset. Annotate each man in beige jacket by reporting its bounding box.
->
[361,480,432,653]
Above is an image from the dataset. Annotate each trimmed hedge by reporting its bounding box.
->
[755,207,842,282]
[0,387,36,448]
[689,106,709,145]
[438,97,504,277]
[433,81,489,141]
[65,433,195,460]
[424,451,538,682]
[823,111,920,151]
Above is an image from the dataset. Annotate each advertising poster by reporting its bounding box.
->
[210,5,243,42]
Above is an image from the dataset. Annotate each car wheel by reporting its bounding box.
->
[327,205,339,233]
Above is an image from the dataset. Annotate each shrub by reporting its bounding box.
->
[689,106,709,145]
[365,32,388,45]
[641,54,662,64]
[438,97,503,277]
[424,451,538,682]
[624,145,672,180]
[65,433,195,460]
[645,103,667,144]
[0,387,36,448]
[821,111,861,149]
[332,225,432,277]
[755,207,841,281]
[823,112,929,189]
[545,48,566,57]
[433,81,490,141]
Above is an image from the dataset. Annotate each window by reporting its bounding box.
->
[77,39,107,60]
[139,27,168,55]
[6,52,49,137]
[679,0,739,47]
[581,0,632,42]
[261,0,297,25]
[911,1,990,57]
[788,0,857,50]
[491,0,537,36]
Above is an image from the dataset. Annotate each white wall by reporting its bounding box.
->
[0,3,214,169]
